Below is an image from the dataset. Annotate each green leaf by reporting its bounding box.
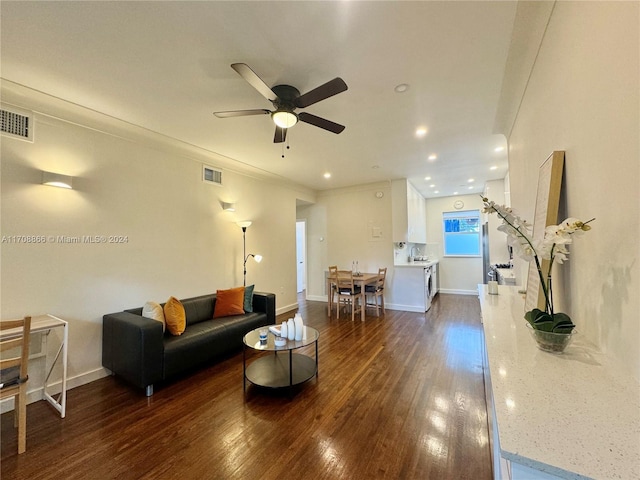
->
[551,313,576,333]
[524,308,544,324]
[525,310,576,333]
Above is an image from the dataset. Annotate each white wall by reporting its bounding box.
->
[506,2,639,378]
[302,187,487,302]
[299,182,394,301]
[484,178,510,266]
[426,194,484,294]
[1,89,306,396]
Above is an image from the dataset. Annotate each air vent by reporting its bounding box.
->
[0,107,34,142]
[203,165,223,186]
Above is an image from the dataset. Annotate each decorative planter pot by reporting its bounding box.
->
[525,322,576,354]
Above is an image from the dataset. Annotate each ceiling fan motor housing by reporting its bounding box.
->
[271,85,301,113]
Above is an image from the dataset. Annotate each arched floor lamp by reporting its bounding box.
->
[237,221,262,286]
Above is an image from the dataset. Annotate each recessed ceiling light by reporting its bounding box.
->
[429,184,436,188]
[416,127,428,137]
[424,176,431,181]
[434,190,439,194]
[494,146,505,152]
[468,186,474,190]
[428,154,437,161]
[453,191,459,195]
[468,178,475,183]
[490,165,498,170]
[323,172,331,179]
[394,83,409,93]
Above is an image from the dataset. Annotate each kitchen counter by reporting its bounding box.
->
[479,284,640,479]
[394,260,439,267]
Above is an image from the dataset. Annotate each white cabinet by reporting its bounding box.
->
[391,179,426,243]
[389,266,426,312]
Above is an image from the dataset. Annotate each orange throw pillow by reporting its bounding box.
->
[164,296,186,336]
[213,287,245,318]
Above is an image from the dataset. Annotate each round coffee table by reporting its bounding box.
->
[242,325,319,392]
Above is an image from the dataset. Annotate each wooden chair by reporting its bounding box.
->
[327,265,339,317]
[336,271,365,321]
[365,267,387,317]
[0,316,31,454]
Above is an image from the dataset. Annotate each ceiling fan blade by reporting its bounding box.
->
[213,109,270,118]
[298,112,345,134]
[274,126,287,143]
[231,63,278,102]
[295,77,348,108]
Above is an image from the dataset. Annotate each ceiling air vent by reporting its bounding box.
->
[203,165,223,186]
[0,107,34,142]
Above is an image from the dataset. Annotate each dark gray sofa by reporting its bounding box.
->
[102,291,276,395]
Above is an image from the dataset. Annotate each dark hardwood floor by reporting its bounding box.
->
[1,293,491,480]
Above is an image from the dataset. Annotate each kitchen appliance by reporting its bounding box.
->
[424,265,433,311]
[430,263,438,299]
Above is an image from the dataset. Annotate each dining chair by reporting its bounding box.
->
[0,315,32,454]
[365,267,387,317]
[327,265,339,317]
[336,270,364,321]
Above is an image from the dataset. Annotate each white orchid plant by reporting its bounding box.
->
[481,196,594,333]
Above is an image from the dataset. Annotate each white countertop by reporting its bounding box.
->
[479,284,640,479]
[394,260,439,267]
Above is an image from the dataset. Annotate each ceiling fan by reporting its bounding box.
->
[214,63,348,143]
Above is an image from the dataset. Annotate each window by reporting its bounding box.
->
[443,210,481,256]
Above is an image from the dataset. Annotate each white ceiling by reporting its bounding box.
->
[0,1,517,198]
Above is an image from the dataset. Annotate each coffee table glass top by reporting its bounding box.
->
[243,325,319,352]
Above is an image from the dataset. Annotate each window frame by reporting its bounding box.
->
[442,209,482,257]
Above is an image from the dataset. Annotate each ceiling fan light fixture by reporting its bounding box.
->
[272,110,298,129]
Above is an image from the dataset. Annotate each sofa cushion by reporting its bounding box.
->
[182,295,216,326]
[214,312,271,344]
[164,296,186,336]
[213,287,245,318]
[142,301,165,332]
[244,284,255,313]
[163,319,232,378]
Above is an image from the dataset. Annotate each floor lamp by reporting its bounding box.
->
[237,221,262,286]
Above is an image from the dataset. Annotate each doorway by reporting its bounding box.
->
[296,220,306,294]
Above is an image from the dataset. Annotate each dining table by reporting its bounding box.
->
[327,271,379,321]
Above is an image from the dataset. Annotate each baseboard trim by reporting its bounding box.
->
[305,295,326,303]
[0,367,111,413]
[385,304,426,313]
[276,303,299,315]
[304,296,428,314]
[438,289,478,296]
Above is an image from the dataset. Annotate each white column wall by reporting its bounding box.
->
[506,1,639,378]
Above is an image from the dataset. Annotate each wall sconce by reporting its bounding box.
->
[221,202,236,212]
[42,171,73,189]
[237,221,262,286]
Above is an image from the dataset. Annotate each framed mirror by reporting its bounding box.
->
[524,151,565,312]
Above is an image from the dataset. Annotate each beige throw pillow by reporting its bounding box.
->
[142,301,165,332]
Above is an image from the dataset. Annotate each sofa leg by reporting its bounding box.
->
[145,385,153,397]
